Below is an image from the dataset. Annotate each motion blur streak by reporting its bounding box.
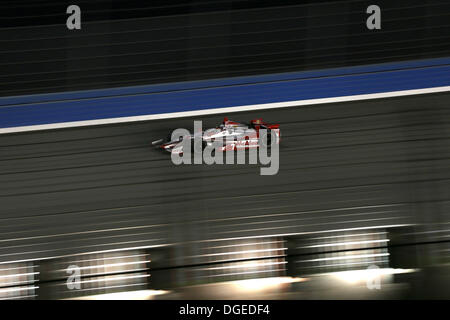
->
[66,290,170,300]
[328,268,417,285]
[0,92,450,298]
[231,277,306,292]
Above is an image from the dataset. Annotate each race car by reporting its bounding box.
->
[152,117,280,154]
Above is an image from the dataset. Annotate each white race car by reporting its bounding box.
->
[152,117,280,155]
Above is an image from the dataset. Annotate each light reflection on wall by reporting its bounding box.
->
[39,249,153,299]
[0,225,440,299]
[0,262,38,300]
[180,237,287,286]
[286,229,391,276]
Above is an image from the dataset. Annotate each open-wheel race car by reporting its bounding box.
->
[152,117,280,155]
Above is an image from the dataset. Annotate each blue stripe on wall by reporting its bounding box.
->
[0,57,449,129]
